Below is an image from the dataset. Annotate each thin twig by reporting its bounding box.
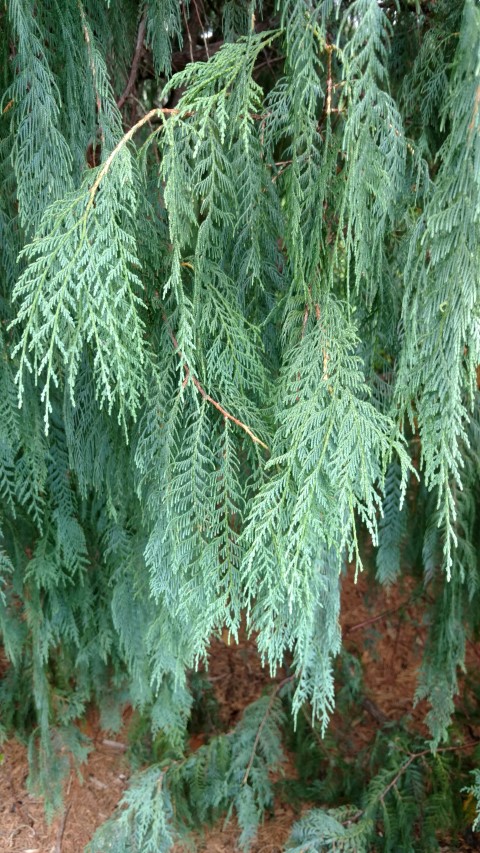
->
[337,740,480,829]
[242,675,295,785]
[164,316,269,451]
[193,377,269,449]
[192,0,210,58]
[130,96,163,164]
[117,13,147,109]
[78,2,100,111]
[378,741,477,805]
[101,738,127,751]
[54,805,71,853]
[254,54,284,74]
[182,1,195,64]
[301,305,309,340]
[343,597,414,635]
[86,107,182,209]
[325,43,333,116]
[87,102,266,208]
[468,83,480,141]
[467,636,480,663]
[361,697,390,726]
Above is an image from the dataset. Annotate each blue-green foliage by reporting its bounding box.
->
[4,0,73,232]
[467,769,480,831]
[146,0,184,77]
[242,294,410,726]
[286,806,372,853]
[87,694,284,852]
[11,156,147,430]
[285,716,466,853]
[1,0,480,849]
[397,0,480,580]
[376,460,407,586]
[337,0,407,305]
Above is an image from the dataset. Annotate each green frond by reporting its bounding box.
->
[145,0,184,78]
[242,296,410,725]
[466,769,480,831]
[286,806,372,853]
[5,0,73,231]
[396,0,480,579]
[11,156,148,430]
[376,460,407,586]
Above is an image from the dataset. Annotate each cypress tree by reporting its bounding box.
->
[0,0,479,849]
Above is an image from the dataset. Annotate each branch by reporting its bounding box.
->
[333,739,480,831]
[242,675,295,785]
[117,13,147,109]
[343,596,415,635]
[192,376,269,450]
[168,18,278,73]
[192,0,210,59]
[361,697,390,726]
[86,101,265,209]
[181,1,195,64]
[164,317,269,451]
[54,805,71,853]
[326,43,333,116]
[377,741,478,805]
[86,106,182,210]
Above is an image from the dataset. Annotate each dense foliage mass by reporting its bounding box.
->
[1,0,479,849]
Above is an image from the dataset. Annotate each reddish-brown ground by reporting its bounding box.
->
[1,568,478,852]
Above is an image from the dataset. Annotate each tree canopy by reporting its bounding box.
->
[0,0,479,850]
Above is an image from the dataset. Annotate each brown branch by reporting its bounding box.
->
[181,1,195,64]
[164,316,269,451]
[78,4,99,111]
[168,18,277,73]
[54,805,71,853]
[117,13,147,109]
[87,101,266,208]
[301,305,309,340]
[171,37,223,71]
[325,43,333,116]
[86,106,185,210]
[467,637,480,663]
[192,0,210,59]
[242,675,295,785]
[193,378,268,449]
[378,741,477,805]
[254,54,284,75]
[361,697,390,726]
[343,597,415,636]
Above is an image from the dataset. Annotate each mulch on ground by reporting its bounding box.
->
[1,567,478,852]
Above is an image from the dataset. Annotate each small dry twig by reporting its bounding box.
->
[164,316,269,451]
[181,1,195,64]
[101,739,127,752]
[117,13,147,109]
[54,804,71,853]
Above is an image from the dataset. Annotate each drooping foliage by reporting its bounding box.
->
[0,0,479,849]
